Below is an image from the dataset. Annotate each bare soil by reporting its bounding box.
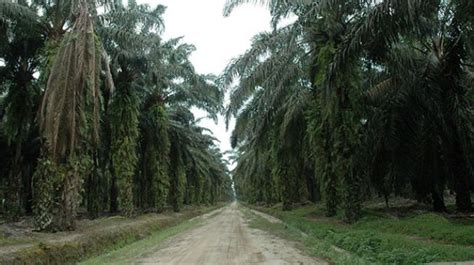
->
[136,202,326,265]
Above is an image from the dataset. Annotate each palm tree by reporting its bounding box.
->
[221,24,316,209]
[0,0,231,230]
[35,0,103,231]
[333,0,473,212]
[223,0,367,220]
[100,2,224,215]
[0,3,43,220]
[224,0,473,220]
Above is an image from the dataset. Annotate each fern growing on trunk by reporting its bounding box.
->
[110,84,139,217]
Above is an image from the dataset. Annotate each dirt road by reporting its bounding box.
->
[136,203,326,265]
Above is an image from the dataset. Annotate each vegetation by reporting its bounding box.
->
[224,0,474,222]
[1,0,473,262]
[80,215,202,265]
[0,205,221,265]
[245,203,474,264]
[0,0,232,231]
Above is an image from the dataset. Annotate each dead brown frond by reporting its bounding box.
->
[39,2,100,163]
[365,78,394,105]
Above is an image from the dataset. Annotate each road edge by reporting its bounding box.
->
[0,204,227,265]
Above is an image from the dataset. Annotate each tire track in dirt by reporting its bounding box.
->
[136,202,326,265]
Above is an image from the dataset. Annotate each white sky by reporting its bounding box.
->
[138,0,272,159]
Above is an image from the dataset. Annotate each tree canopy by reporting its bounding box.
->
[223,0,474,222]
[0,0,232,231]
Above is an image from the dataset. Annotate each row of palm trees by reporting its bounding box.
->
[0,0,232,231]
[224,0,474,222]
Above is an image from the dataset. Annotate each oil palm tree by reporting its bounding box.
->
[0,4,43,220]
[0,0,231,230]
[224,0,473,220]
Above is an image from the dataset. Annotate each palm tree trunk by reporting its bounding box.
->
[6,142,23,221]
[451,138,472,212]
[109,164,118,213]
[323,122,338,217]
[56,169,81,230]
[87,154,100,219]
[432,190,446,212]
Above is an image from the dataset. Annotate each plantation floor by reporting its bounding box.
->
[83,202,326,264]
[0,206,222,264]
[246,202,474,264]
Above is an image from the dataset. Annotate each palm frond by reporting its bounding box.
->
[0,0,42,25]
[39,3,100,162]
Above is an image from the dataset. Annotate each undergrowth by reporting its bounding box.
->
[245,204,474,265]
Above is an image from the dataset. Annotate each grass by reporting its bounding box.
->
[246,204,474,265]
[0,205,224,264]
[240,207,370,265]
[80,218,202,265]
[354,212,474,246]
[0,235,29,247]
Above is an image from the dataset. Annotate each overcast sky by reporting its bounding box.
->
[138,0,272,158]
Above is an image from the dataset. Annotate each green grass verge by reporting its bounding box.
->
[80,218,202,265]
[240,207,369,265]
[0,234,29,247]
[246,204,474,265]
[354,212,474,246]
[0,205,224,265]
